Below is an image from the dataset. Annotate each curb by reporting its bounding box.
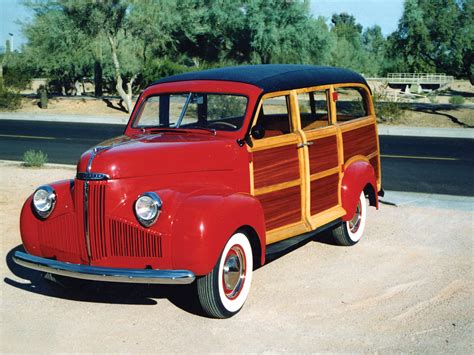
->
[379,190,474,211]
[0,112,128,125]
[1,113,473,139]
[378,125,474,139]
[0,160,76,169]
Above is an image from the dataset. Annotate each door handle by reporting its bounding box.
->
[297,141,314,149]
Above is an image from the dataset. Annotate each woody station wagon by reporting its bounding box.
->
[14,65,382,318]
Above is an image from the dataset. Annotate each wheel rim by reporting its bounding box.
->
[348,200,362,234]
[222,245,246,300]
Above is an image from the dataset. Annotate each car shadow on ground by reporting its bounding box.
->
[4,245,205,317]
[5,232,337,317]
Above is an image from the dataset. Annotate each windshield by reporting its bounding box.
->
[133,93,248,132]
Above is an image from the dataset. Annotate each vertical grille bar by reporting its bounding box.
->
[108,218,162,258]
[87,181,107,260]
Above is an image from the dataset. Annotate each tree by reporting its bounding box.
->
[331,13,363,49]
[21,1,94,94]
[386,0,472,77]
[328,13,373,74]
[63,0,137,112]
[362,25,387,75]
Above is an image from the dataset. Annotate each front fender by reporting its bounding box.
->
[341,159,377,221]
[170,190,266,276]
[20,179,76,257]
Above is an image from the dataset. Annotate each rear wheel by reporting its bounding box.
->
[332,192,367,246]
[197,232,253,318]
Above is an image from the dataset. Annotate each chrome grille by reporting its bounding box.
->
[87,181,107,260]
[109,218,162,258]
[38,213,80,254]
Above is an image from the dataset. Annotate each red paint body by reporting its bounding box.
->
[341,160,378,221]
[19,78,380,277]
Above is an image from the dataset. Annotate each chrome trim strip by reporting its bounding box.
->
[13,251,196,285]
[32,185,57,219]
[134,192,163,228]
[87,146,108,173]
[84,181,92,259]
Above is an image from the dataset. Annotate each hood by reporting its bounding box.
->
[77,132,239,179]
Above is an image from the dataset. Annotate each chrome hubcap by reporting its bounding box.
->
[222,245,246,300]
[348,201,362,233]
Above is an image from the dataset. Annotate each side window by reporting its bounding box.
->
[298,90,330,131]
[335,87,369,122]
[253,95,292,139]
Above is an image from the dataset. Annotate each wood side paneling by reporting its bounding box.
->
[253,144,299,189]
[310,173,339,215]
[369,156,379,181]
[257,185,301,230]
[307,135,338,174]
[342,124,377,161]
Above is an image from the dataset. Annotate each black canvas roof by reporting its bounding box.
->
[152,64,368,93]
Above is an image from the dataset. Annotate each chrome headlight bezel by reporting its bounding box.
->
[134,192,162,227]
[32,185,56,219]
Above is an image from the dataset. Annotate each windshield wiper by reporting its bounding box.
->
[185,126,217,135]
[147,126,216,135]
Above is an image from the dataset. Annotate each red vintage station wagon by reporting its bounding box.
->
[14,65,382,318]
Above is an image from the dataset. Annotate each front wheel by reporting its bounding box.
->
[332,191,367,246]
[197,232,253,318]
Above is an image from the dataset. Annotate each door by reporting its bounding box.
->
[297,88,345,229]
[250,92,309,244]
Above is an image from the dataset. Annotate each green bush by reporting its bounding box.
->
[428,94,438,104]
[449,95,465,105]
[372,89,405,123]
[23,150,48,167]
[0,85,22,111]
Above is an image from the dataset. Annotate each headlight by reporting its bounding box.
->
[33,185,56,219]
[134,192,162,227]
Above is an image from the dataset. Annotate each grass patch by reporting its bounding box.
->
[23,150,48,167]
[449,95,465,106]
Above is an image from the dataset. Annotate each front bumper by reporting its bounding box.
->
[13,251,195,285]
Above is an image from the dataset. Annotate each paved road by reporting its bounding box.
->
[1,119,473,196]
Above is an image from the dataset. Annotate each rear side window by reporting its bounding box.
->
[298,90,330,131]
[335,87,369,122]
[253,95,292,138]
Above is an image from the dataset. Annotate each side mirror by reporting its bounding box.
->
[251,125,265,140]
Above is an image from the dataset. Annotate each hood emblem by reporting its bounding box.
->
[76,172,109,181]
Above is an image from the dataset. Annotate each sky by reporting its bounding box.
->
[0,0,405,51]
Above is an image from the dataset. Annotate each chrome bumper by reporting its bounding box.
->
[13,251,195,285]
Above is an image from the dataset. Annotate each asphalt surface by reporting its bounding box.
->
[0,119,473,196]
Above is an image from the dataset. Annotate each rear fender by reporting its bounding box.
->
[170,189,266,276]
[341,158,378,221]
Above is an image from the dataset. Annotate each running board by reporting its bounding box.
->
[265,219,341,261]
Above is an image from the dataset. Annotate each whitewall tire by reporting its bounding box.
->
[332,192,367,246]
[197,232,253,318]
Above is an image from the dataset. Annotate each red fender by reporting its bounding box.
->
[20,179,77,259]
[170,190,266,276]
[341,160,377,221]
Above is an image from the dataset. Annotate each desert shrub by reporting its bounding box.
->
[428,94,438,104]
[372,89,405,123]
[23,150,48,167]
[449,95,465,105]
[0,86,22,110]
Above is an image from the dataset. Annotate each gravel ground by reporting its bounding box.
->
[0,162,473,353]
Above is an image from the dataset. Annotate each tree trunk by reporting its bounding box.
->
[126,73,138,109]
[94,59,103,97]
[108,34,132,113]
